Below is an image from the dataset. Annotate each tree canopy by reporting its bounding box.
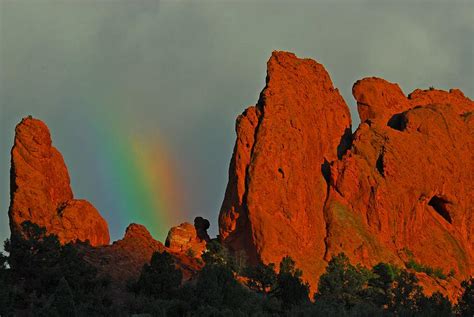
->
[1,223,471,316]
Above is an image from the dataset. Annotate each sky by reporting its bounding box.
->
[0,0,473,245]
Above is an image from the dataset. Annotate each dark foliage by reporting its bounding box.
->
[133,251,182,299]
[1,223,471,316]
[314,253,380,315]
[245,261,277,293]
[273,256,310,309]
[457,277,474,317]
[1,221,114,316]
[47,277,77,317]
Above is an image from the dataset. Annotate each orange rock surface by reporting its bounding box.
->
[78,223,203,299]
[327,79,474,300]
[6,52,473,301]
[9,117,110,246]
[7,117,203,291]
[219,51,474,298]
[219,51,352,288]
[165,217,210,258]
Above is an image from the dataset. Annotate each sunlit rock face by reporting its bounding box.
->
[219,51,474,298]
[165,217,210,257]
[7,117,204,294]
[76,223,203,296]
[9,117,110,246]
[219,51,352,290]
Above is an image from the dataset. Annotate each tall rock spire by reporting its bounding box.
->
[9,117,110,246]
[219,51,352,288]
[219,52,474,298]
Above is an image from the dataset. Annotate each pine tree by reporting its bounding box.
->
[135,251,182,299]
[457,277,474,317]
[49,277,77,317]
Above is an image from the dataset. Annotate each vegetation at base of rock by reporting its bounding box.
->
[130,251,182,299]
[1,223,473,316]
[0,221,115,316]
[458,278,474,317]
[403,249,449,280]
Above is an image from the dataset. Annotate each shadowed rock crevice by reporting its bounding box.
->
[376,151,385,176]
[428,196,452,224]
[321,159,331,185]
[460,111,472,121]
[337,127,353,159]
[387,113,407,131]
[277,167,285,178]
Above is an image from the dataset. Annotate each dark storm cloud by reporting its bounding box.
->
[1,0,472,243]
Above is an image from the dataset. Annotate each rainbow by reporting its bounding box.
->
[79,108,184,242]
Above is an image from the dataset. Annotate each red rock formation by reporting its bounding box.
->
[9,117,110,246]
[194,216,211,242]
[219,51,352,288]
[219,51,474,298]
[79,224,165,283]
[165,218,208,257]
[7,117,203,293]
[326,80,474,300]
[78,223,203,298]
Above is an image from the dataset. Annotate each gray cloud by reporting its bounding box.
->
[1,0,472,243]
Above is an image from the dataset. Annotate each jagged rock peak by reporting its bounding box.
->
[9,116,110,246]
[219,51,474,300]
[219,51,352,290]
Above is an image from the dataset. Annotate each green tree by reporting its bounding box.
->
[6,221,62,297]
[419,291,453,317]
[195,264,244,309]
[367,262,400,308]
[0,251,13,315]
[273,256,310,309]
[245,262,277,294]
[4,222,114,315]
[48,277,77,317]
[202,240,232,267]
[388,270,426,315]
[134,251,182,300]
[315,253,377,314]
[457,277,474,317]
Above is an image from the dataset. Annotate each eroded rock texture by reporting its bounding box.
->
[7,117,204,296]
[165,217,210,257]
[9,117,110,246]
[327,80,474,297]
[219,51,352,288]
[77,223,203,302]
[219,52,474,297]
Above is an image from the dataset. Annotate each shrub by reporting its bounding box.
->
[244,262,277,294]
[273,256,310,309]
[457,277,474,316]
[134,251,182,300]
[315,253,377,314]
[405,255,447,280]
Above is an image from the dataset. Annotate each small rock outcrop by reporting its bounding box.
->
[165,217,210,257]
[194,216,211,242]
[77,223,203,298]
[8,117,110,246]
[219,51,474,298]
[7,117,204,294]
